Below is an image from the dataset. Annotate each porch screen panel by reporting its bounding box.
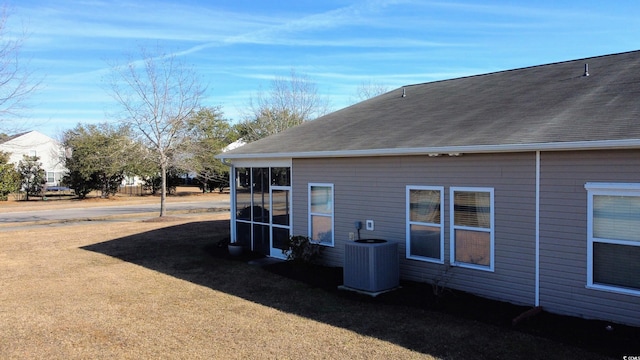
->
[234,166,291,255]
[272,227,290,252]
[271,189,290,226]
[271,167,291,186]
[253,224,270,254]
[235,168,251,220]
[251,168,270,223]
[235,222,251,247]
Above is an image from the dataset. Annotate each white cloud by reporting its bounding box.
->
[9,0,639,137]
[16,1,277,43]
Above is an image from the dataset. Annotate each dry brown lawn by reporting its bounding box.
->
[1,212,436,359]
[0,196,621,359]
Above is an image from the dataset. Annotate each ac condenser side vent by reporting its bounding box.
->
[342,239,399,295]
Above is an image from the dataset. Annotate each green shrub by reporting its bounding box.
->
[283,235,323,264]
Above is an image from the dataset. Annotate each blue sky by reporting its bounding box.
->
[9,0,640,138]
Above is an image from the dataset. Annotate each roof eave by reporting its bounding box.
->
[216,139,640,161]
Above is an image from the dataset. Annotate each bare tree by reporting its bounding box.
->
[241,69,330,142]
[0,5,40,133]
[351,80,388,103]
[107,47,205,216]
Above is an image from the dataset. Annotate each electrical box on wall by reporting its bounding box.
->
[366,220,374,231]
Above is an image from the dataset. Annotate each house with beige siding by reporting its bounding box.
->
[218,50,640,327]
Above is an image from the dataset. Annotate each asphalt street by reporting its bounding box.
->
[0,199,230,226]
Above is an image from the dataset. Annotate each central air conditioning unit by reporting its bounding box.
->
[342,239,399,294]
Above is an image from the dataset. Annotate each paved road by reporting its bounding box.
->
[0,200,230,225]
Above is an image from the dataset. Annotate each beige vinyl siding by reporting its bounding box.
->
[292,153,537,306]
[539,150,640,326]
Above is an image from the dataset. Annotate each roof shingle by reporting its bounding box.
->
[223,50,640,158]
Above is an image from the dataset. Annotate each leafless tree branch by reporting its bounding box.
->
[106,46,205,216]
[0,4,41,134]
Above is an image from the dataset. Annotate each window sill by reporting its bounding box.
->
[451,262,494,272]
[316,242,334,248]
[407,255,444,264]
[586,284,640,297]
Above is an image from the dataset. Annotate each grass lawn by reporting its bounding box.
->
[1,212,637,359]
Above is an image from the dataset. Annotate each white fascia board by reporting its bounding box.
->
[229,158,292,168]
[217,139,640,161]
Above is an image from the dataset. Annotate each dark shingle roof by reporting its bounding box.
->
[0,131,29,145]
[222,51,640,159]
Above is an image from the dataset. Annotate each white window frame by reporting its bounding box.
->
[231,164,292,251]
[406,185,445,263]
[450,187,495,272]
[585,182,640,296]
[308,183,334,247]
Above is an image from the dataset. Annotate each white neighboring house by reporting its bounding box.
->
[0,130,67,187]
[121,175,146,187]
[223,139,246,152]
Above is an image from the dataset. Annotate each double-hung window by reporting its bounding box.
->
[309,183,334,246]
[585,183,640,296]
[450,187,494,271]
[406,186,444,263]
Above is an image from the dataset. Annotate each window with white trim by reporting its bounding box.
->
[309,183,334,246]
[585,183,640,296]
[450,187,494,271]
[406,186,444,263]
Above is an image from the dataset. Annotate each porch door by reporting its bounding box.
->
[270,186,291,259]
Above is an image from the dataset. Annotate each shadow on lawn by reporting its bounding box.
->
[81,219,639,359]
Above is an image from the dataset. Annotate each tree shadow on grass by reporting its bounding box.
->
[81,219,639,359]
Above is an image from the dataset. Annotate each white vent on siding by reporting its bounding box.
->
[342,240,399,294]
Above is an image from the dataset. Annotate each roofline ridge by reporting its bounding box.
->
[0,131,31,144]
[401,49,640,89]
